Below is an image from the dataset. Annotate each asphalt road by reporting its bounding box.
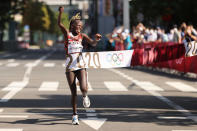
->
[0,46,197,131]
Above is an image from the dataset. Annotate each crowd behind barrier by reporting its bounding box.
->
[105,22,197,50]
[105,22,197,75]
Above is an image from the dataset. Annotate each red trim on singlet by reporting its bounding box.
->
[64,33,83,55]
[64,35,69,54]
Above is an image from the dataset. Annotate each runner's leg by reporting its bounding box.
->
[66,71,77,115]
[77,69,90,108]
[76,69,88,97]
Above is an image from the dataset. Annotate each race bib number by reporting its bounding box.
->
[68,43,83,54]
[184,41,197,57]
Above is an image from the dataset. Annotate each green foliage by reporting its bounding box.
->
[23,0,41,31]
[23,0,51,32]
[54,11,70,36]
[41,5,50,31]
[46,6,56,34]
[23,0,69,36]
[0,0,24,29]
[0,0,24,50]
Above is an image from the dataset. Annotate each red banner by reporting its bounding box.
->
[131,42,197,74]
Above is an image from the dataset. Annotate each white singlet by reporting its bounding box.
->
[64,32,86,72]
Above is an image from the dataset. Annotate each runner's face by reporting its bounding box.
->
[72,20,83,34]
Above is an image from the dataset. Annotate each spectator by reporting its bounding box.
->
[184,24,197,42]
[172,25,182,43]
[105,22,197,51]
[161,29,169,42]
[122,29,133,50]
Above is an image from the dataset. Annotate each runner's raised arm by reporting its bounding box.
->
[58,6,68,38]
[82,33,102,46]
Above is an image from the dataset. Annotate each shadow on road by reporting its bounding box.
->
[0,94,197,126]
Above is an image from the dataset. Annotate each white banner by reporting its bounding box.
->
[184,41,197,57]
[65,50,134,71]
[82,50,133,69]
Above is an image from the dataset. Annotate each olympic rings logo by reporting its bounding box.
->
[106,53,124,65]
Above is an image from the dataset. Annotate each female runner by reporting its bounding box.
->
[58,6,102,125]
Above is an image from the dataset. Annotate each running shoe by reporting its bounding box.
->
[83,95,90,108]
[72,115,79,125]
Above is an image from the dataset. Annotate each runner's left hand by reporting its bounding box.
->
[95,34,102,41]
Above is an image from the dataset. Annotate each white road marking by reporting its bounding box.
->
[81,109,107,130]
[0,63,2,66]
[0,51,55,102]
[157,116,188,120]
[166,82,197,92]
[6,63,19,67]
[0,129,23,131]
[108,69,197,123]
[33,52,54,67]
[25,63,36,67]
[23,65,33,82]
[0,90,20,102]
[87,82,93,91]
[0,115,28,118]
[81,117,107,130]
[7,59,15,62]
[86,109,96,113]
[0,109,4,113]
[44,63,55,67]
[87,113,97,117]
[172,130,197,131]
[86,109,97,116]
[23,51,55,82]
[0,81,28,102]
[39,82,59,91]
[2,81,28,91]
[136,81,164,91]
[62,63,65,67]
[76,81,93,91]
[104,81,128,91]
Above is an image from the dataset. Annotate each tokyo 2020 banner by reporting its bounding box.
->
[82,50,133,69]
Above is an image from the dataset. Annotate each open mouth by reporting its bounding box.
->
[76,29,81,33]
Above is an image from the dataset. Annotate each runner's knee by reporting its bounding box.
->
[80,83,88,93]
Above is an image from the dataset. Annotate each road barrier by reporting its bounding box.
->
[131,42,197,74]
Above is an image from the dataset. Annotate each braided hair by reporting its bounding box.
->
[69,13,81,31]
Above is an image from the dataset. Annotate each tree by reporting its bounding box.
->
[0,0,24,50]
[46,5,56,34]
[23,0,51,44]
[54,11,70,36]
[46,6,69,36]
[41,5,50,31]
[23,0,50,31]
[22,0,70,44]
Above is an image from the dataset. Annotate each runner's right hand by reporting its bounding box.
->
[95,34,102,41]
[59,6,64,13]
